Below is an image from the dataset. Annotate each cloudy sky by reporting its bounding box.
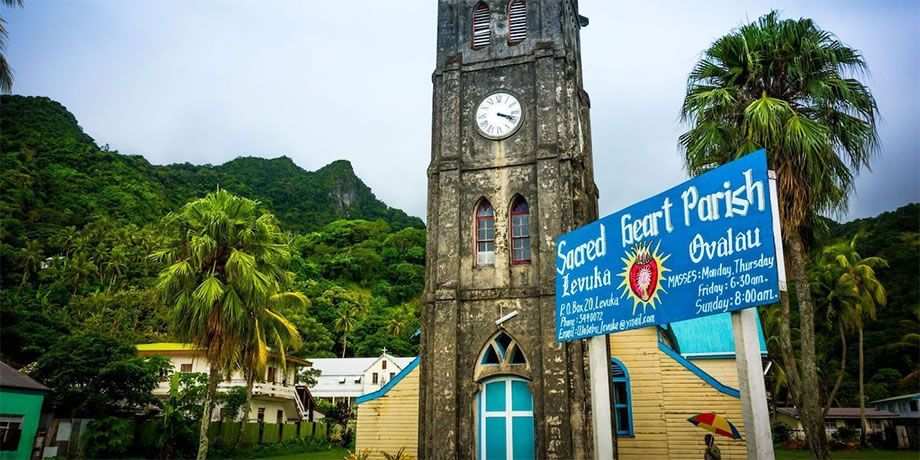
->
[5,1,918,222]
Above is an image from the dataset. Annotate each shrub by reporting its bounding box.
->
[772,423,792,443]
[82,417,134,458]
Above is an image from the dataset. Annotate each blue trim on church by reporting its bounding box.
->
[658,342,741,399]
[355,356,420,404]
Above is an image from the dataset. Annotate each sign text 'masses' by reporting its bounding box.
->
[554,150,780,342]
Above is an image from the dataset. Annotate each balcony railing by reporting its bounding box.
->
[151,377,298,401]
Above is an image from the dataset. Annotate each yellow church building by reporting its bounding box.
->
[355,313,766,460]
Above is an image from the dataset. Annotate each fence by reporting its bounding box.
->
[135,419,330,449]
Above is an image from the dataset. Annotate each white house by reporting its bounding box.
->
[308,351,414,406]
[137,343,311,424]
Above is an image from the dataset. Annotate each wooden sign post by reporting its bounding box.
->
[730,170,784,460]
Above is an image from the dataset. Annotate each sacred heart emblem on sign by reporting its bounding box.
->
[619,241,670,314]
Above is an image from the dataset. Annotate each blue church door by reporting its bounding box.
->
[477,377,535,460]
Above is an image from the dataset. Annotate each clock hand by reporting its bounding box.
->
[496,112,515,121]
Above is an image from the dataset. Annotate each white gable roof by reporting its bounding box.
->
[306,354,415,398]
[308,355,414,376]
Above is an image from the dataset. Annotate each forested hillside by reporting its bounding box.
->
[0,95,421,238]
[0,95,423,368]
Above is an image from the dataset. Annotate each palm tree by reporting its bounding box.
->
[151,189,295,460]
[813,250,857,414]
[234,290,305,445]
[0,0,22,93]
[680,11,879,459]
[17,239,42,286]
[335,304,359,358]
[821,236,887,446]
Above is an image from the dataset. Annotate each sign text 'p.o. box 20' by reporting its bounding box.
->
[554,149,780,342]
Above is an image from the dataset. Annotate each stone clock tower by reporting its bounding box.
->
[419,1,600,459]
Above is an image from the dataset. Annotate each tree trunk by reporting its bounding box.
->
[341,335,348,358]
[788,231,832,460]
[859,326,867,447]
[824,322,848,416]
[197,364,220,460]
[234,375,255,448]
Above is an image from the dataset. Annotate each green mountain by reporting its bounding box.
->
[0,95,422,244]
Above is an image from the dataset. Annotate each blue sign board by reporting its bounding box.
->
[554,150,780,342]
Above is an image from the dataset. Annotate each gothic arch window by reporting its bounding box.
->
[507,0,527,45]
[471,2,492,49]
[611,358,634,436]
[476,199,496,266]
[475,376,535,460]
[509,196,530,264]
[478,331,528,367]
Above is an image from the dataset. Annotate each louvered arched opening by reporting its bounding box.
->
[471,2,492,49]
[475,199,496,266]
[510,195,531,264]
[507,0,527,45]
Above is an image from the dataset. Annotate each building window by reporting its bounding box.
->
[476,377,535,460]
[0,416,23,451]
[257,408,265,423]
[911,400,918,412]
[479,332,527,367]
[277,409,284,424]
[390,372,395,381]
[267,367,276,384]
[180,363,193,373]
[471,2,491,49]
[611,358,634,436]
[476,200,496,266]
[507,0,527,45]
[372,372,379,384]
[382,360,387,370]
[510,196,531,264]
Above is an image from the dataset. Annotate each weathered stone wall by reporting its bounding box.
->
[420,1,599,459]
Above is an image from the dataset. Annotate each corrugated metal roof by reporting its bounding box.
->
[668,312,767,357]
[307,355,414,376]
[778,407,899,420]
[0,360,49,392]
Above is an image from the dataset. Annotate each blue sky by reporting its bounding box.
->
[4,1,918,221]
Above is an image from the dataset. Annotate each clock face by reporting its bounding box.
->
[475,92,523,140]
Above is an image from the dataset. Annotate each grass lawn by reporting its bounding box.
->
[776,448,918,459]
[254,447,348,460]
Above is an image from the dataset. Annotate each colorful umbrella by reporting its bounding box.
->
[687,412,742,440]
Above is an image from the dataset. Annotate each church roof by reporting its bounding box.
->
[668,312,767,358]
[308,355,414,377]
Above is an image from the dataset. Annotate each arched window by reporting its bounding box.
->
[475,376,535,460]
[471,2,492,49]
[507,0,527,45]
[611,358,634,436]
[476,200,496,266]
[510,197,530,264]
[479,331,528,367]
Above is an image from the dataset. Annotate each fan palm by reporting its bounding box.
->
[151,189,295,460]
[821,236,887,445]
[680,11,879,459]
[0,0,22,93]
